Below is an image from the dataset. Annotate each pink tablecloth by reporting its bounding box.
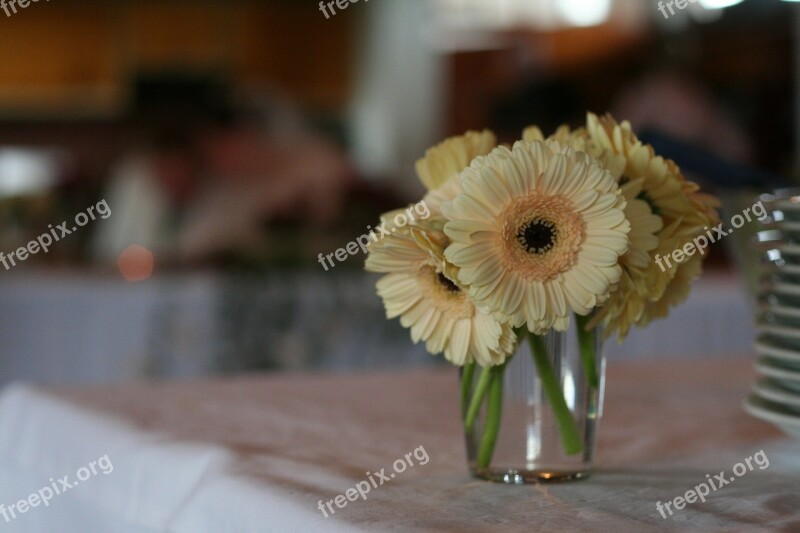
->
[0,358,797,532]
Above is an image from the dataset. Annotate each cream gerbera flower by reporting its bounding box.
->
[416,130,497,221]
[442,140,630,334]
[416,130,496,191]
[523,125,589,152]
[365,224,515,367]
[524,122,662,270]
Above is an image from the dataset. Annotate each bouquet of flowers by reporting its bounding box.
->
[365,113,720,475]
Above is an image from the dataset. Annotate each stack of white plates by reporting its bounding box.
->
[746,189,800,438]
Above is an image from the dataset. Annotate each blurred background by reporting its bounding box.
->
[0,0,793,385]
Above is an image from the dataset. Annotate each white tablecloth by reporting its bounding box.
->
[0,358,797,532]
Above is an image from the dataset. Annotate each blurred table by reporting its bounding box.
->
[0,270,755,387]
[0,358,797,532]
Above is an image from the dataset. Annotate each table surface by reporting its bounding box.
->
[0,358,798,532]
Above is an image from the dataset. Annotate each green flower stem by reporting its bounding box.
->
[476,364,505,469]
[460,362,475,417]
[464,366,492,433]
[528,332,583,456]
[575,314,599,389]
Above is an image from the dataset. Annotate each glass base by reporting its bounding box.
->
[470,467,592,484]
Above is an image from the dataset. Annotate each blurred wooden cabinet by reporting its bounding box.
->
[0,1,354,119]
[0,3,124,118]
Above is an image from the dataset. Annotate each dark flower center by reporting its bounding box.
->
[437,273,461,293]
[517,219,557,255]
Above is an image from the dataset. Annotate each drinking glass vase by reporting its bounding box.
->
[461,319,605,483]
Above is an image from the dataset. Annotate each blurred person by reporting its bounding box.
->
[613,69,753,163]
[178,90,354,262]
[94,84,353,266]
[91,110,197,265]
[91,151,174,264]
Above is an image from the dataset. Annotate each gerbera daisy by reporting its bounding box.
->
[365,224,515,366]
[416,130,496,191]
[416,130,497,220]
[633,174,720,326]
[580,113,718,338]
[441,140,630,334]
[524,122,662,270]
[640,251,703,326]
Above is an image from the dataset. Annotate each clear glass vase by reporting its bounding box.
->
[461,318,605,483]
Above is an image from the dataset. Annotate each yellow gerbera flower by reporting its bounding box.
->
[442,139,630,334]
[640,251,703,326]
[582,113,718,338]
[365,225,516,367]
[634,172,720,324]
